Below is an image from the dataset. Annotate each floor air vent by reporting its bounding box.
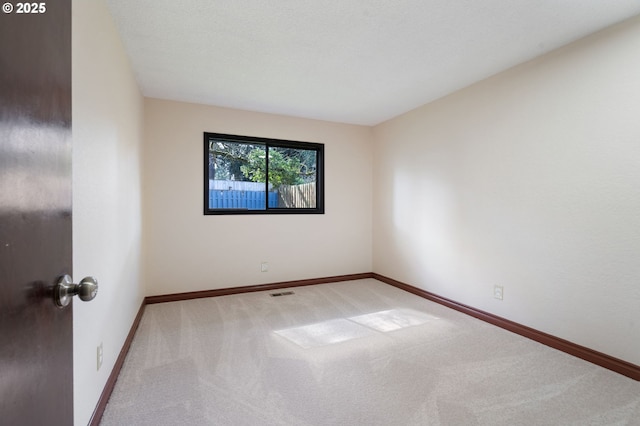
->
[270,291,295,297]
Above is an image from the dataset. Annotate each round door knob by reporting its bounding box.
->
[54,275,99,308]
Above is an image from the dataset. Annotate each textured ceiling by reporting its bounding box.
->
[106,1,640,126]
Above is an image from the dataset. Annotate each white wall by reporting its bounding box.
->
[143,99,372,296]
[72,1,144,424]
[373,16,640,366]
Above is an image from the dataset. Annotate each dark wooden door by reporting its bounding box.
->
[0,1,73,424]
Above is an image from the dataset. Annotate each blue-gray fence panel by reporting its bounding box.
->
[209,190,278,210]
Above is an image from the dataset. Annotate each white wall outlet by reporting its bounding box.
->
[261,262,269,272]
[494,285,504,300]
[97,342,103,371]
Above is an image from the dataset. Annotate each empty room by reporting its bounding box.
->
[2,1,639,425]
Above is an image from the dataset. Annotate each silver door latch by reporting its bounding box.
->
[54,274,98,308]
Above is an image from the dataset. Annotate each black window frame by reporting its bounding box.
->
[203,132,325,215]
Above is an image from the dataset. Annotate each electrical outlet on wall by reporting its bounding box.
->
[494,285,504,300]
[97,342,103,371]
[261,262,269,272]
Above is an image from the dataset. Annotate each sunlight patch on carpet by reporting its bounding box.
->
[275,318,376,348]
[348,308,438,332]
[275,309,438,348]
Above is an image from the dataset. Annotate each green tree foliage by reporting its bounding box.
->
[209,140,316,186]
[241,148,304,186]
[209,141,258,181]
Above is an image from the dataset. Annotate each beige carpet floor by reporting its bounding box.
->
[100,279,640,425]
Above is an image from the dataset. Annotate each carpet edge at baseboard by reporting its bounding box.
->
[89,300,146,426]
[372,273,640,381]
[144,273,375,304]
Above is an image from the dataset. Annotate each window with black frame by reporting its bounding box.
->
[204,132,324,215]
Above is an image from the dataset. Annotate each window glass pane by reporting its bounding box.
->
[207,140,269,210]
[204,132,323,215]
[269,146,317,209]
